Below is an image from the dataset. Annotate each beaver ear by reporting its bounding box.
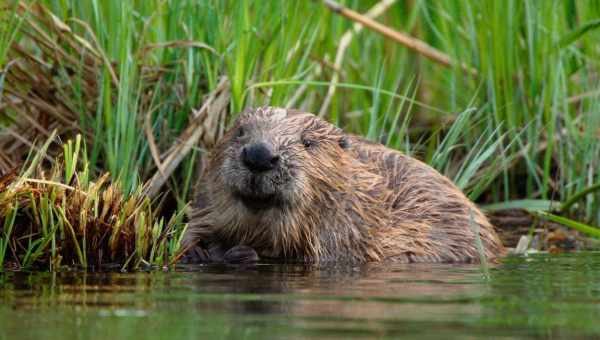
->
[338,137,350,149]
[240,107,256,117]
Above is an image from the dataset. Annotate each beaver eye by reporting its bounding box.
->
[339,137,350,149]
[302,139,314,148]
[236,127,245,138]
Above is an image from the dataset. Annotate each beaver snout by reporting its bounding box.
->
[241,142,280,173]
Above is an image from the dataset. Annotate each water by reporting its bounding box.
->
[1,253,600,339]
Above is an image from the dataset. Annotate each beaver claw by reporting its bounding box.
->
[180,245,211,264]
[181,244,259,264]
[223,245,260,264]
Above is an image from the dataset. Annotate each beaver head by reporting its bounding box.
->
[192,106,383,260]
[211,107,351,215]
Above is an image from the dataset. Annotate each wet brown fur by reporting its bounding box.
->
[184,107,505,263]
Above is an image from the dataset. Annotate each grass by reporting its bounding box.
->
[0,0,599,270]
[0,133,186,270]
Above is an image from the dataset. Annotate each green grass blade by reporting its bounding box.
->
[483,199,562,212]
[558,19,600,48]
[533,211,600,238]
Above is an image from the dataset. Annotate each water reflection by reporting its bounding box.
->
[1,253,600,338]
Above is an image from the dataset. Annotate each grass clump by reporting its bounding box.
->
[0,134,185,270]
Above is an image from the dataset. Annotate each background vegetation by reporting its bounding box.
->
[0,0,599,269]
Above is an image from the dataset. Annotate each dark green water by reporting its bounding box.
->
[1,253,600,339]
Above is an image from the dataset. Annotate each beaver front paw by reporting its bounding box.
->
[180,243,227,264]
[180,245,211,264]
[223,245,260,264]
[180,244,259,264]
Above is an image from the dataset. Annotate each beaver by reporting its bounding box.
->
[182,106,505,264]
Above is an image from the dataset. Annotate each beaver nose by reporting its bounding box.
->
[241,143,280,172]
